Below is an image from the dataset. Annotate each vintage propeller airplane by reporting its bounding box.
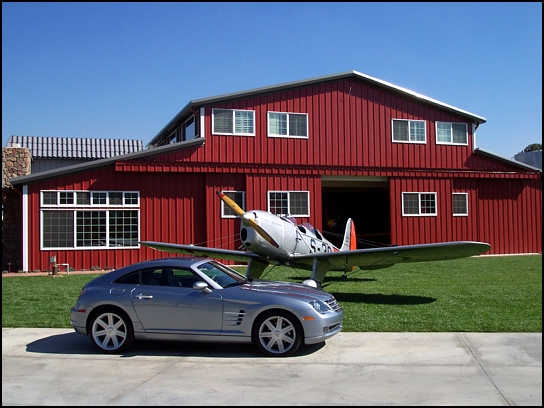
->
[140,191,491,288]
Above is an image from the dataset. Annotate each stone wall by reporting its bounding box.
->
[2,147,31,272]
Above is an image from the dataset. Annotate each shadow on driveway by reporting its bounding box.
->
[25,331,326,358]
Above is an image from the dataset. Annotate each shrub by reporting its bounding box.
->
[90,266,101,271]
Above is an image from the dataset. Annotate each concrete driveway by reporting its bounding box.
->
[2,328,541,406]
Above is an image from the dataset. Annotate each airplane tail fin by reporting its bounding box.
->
[340,218,357,251]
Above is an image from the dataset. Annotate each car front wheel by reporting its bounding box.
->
[89,309,134,353]
[252,310,303,357]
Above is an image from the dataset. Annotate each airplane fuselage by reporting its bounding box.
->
[239,210,337,262]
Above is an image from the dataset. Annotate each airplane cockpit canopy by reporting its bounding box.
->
[278,215,325,240]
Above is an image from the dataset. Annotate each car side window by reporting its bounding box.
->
[116,267,201,287]
[172,268,201,287]
[141,268,163,286]
[116,271,140,285]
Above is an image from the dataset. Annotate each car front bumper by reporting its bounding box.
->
[302,310,344,345]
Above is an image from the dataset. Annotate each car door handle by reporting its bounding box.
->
[135,294,154,299]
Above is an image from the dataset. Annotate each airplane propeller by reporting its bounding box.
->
[217,192,280,248]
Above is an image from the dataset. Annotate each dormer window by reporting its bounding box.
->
[212,109,255,136]
[436,122,468,145]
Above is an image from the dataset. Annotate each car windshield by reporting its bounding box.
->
[197,261,248,288]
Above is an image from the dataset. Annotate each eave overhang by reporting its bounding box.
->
[9,138,205,186]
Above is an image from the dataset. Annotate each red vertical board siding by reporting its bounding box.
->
[198,173,247,265]
[27,168,207,271]
[390,176,542,255]
[155,78,501,176]
[496,178,541,254]
[21,77,541,271]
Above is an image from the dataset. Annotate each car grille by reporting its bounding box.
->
[325,297,342,312]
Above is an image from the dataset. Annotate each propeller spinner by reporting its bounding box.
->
[217,192,280,248]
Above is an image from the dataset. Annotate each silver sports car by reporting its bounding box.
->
[70,257,344,357]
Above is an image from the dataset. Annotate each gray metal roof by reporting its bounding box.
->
[148,70,488,147]
[474,148,542,172]
[9,137,205,186]
[6,136,144,159]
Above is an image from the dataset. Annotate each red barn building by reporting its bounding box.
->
[8,71,542,272]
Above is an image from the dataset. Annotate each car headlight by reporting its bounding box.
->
[308,300,333,314]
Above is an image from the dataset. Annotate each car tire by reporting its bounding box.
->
[252,310,303,357]
[89,308,134,354]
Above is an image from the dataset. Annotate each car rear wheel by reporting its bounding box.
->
[252,310,303,357]
[89,309,134,353]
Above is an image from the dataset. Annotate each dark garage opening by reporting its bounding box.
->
[321,182,390,249]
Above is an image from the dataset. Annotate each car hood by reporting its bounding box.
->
[237,280,333,301]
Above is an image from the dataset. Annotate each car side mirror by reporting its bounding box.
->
[193,281,212,294]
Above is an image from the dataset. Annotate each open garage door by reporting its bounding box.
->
[321,176,390,248]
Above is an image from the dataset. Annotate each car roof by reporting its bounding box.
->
[86,256,213,285]
[131,256,209,267]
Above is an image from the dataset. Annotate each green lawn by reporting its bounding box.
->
[2,255,541,332]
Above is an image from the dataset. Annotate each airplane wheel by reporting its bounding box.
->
[252,310,303,357]
[302,279,318,288]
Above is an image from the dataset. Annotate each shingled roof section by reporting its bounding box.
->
[6,136,144,159]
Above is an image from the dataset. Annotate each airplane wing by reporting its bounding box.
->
[140,241,262,263]
[287,241,491,271]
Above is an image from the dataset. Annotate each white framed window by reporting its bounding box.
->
[41,191,139,207]
[392,119,426,143]
[167,130,178,144]
[268,191,310,217]
[268,111,308,138]
[436,122,468,145]
[212,108,255,136]
[40,190,140,249]
[221,191,245,218]
[402,192,437,216]
[453,193,468,216]
[183,116,196,140]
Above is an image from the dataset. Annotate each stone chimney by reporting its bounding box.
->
[2,146,32,272]
[3,146,31,187]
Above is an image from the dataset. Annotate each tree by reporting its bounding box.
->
[522,143,542,152]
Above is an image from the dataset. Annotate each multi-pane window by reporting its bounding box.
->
[42,211,74,248]
[268,112,308,138]
[212,109,255,136]
[42,191,57,205]
[167,130,178,144]
[59,192,74,205]
[221,191,245,218]
[453,193,468,216]
[76,192,90,205]
[76,211,107,247]
[109,210,139,246]
[436,122,468,145]
[41,190,139,249]
[402,192,437,216]
[268,191,309,217]
[125,192,139,205]
[392,119,426,143]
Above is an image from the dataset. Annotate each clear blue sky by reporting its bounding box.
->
[2,2,542,159]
